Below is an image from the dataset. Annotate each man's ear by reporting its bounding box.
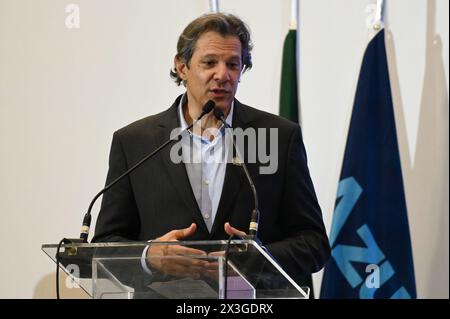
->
[174,57,188,81]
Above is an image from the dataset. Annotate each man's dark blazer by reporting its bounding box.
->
[92,95,330,286]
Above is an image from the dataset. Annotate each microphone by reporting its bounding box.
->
[79,100,216,242]
[213,108,260,239]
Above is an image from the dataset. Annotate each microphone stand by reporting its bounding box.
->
[213,108,262,299]
[55,100,216,299]
[213,108,260,239]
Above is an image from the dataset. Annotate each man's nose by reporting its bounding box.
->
[213,63,230,83]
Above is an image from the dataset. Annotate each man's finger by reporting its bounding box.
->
[224,222,247,237]
[205,262,220,271]
[208,251,225,257]
[163,263,201,279]
[169,245,207,257]
[170,223,197,240]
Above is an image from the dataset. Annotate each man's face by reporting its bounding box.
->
[176,31,242,113]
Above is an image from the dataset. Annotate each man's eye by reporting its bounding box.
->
[203,61,216,66]
[228,63,240,69]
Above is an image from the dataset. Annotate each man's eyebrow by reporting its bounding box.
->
[200,54,241,60]
[201,54,218,59]
[228,55,241,61]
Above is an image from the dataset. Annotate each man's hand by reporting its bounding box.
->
[202,222,247,280]
[146,223,208,278]
[224,222,247,238]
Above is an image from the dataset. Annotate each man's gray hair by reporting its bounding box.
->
[170,13,253,85]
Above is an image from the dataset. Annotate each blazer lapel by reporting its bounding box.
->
[209,163,245,237]
[157,98,209,235]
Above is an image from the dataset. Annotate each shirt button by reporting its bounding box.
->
[204,179,210,185]
[203,213,210,219]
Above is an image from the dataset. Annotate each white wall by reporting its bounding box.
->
[0,0,448,298]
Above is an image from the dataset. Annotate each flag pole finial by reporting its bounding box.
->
[373,0,385,30]
[290,0,299,30]
[209,0,220,13]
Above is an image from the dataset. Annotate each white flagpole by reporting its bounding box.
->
[290,0,298,30]
[289,0,301,125]
[209,0,220,13]
[373,0,385,30]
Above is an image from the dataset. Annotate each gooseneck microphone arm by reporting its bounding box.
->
[79,137,178,241]
[79,100,216,242]
[56,100,216,299]
[213,108,260,239]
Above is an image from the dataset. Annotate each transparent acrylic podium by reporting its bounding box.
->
[42,240,309,299]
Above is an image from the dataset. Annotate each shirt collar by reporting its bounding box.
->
[178,93,234,133]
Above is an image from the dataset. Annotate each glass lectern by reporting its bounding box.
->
[42,240,309,299]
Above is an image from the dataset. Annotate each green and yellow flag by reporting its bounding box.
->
[279,29,299,123]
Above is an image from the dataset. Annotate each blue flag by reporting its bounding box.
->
[320,30,416,299]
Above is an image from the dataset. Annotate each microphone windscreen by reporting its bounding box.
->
[213,107,225,120]
[202,100,216,114]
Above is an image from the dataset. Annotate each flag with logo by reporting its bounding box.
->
[320,29,416,299]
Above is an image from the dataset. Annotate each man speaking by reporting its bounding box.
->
[92,13,330,290]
